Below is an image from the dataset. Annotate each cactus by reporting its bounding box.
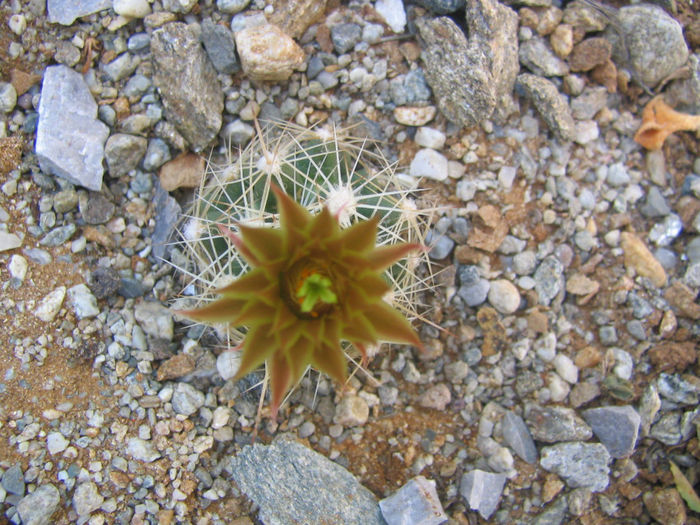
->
[171,121,435,416]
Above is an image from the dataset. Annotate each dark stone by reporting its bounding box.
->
[89,267,120,299]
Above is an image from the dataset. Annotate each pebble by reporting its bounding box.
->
[35,65,109,191]
[334,394,369,427]
[216,350,241,381]
[66,283,100,319]
[552,353,578,384]
[47,432,70,455]
[73,481,104,517]
[2,464,25,496]
[379,476,447,525]
[414,127,446,150]
[525,404,592,443]
[519,37,569,77]
[393,106,437,127]
[331,23,362,55]
[410,149,448,181]
[201,18,239,75]
[643,488,687,525]
[620,232,667,287]
[235,24,305,82]
[460,469,506,520]
[0,82,17,113]
[516,73,575,141]
[534,256,564,306]
[540,442,611,492]
[151,22,223,151]
[223,119,255,145]
[47,0,111,25]
[16,484,60,525]
[375,0,407,34]
[34,286,66,322]
[126,437,161,463]
[419,383,451,410]
[501,410,538,464]
[0,231,22,251]
[104,133,148,178]
[217,0,250,14]
[134,301,173,339]
[487,279,521,314]
[171,382,205,416]
[113,0,151,18]
[232,440,383,524]
[158,152,205,192]
[582,405,640,459]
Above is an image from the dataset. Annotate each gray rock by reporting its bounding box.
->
[122,74,152,98]
[127,33,151,52]
[331,23,362,55]
[134,301,173,340]
[40,224,76,246]
[36,65,109,191]
[502,411,538,463]
[650,412,682,445]
[389,69,432,105]
[525,404,593,443]
[519,37,569,77]
[151,181,181,259]
[516,74,576,142]
[379,476,447,525]
[411,0,465,13]
[459,469,506,520]
[79,191,115,225]
[513,250,537,275]
[102,53,139,82]
[151,23,224,151]
[72,481,103,517]
[142,138,171,171]
[47,0,111,25]
[458,265,490,307]
[88,267,120,299]
[641,186,671,218]
[607,4,688,88]
[2,464,25,496]
[656,373,699,405]
[533,496,568,525]
[533,255,565,306]
[0,231,22,251]
[648,214,683,247]
[201,18,239,74]
[688,236,700,262]
[416,0,519,126]
[16,484,60,525]
[570,86,608,120]
[23,247,52,265]
[582,405,640,458]
[231,439,384,525]
[171,382,205,416]
[104,133,148,178]
[540,442,611,492]
[119,277,146,299]
[427,234,454,260]
[222,119,255,145]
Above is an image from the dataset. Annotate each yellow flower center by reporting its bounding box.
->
[281,258,338,319]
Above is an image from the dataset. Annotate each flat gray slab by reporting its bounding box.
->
[35,65,109,191]
[231,439,385,525]
[47,0,111,25]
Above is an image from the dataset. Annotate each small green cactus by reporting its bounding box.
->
[171,121,434,416]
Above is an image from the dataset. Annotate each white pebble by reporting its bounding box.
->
[374,0,407,34]
[113,0,151,17]
[547,372,571,402]
[216,350,241,380]
[487,279,521,314]
[410,149,448,181]
[553,353,578,384]
[34,286,66,322]
[8,254,28,281]
[415,127,446,150]
[7,14,26,36]
[47,432,70,455]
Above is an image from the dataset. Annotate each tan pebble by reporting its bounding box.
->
[575,346,601,369]
[235,24,305,82]
[156,354,195,381]
[658,310,677,338]
[550,24,574,58]
[393,105,437,126]
[542,473,565,502]
[566,273,600,295]
[620,232,667,287]
[159,152,205,192]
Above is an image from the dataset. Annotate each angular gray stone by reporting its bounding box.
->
[201,18,239,74]
[126,437,161,463]
[47,0,111,25]
[36,65,109,191]
[502,411,538,463]
[540,442,611,492]
[72,481,103,517]
[2,464,25,496]
[171,382,205,416]
[231,439,384,525]
[151,23,223,151]
[67,284,100,319]
[134,301,173,340]
[379,476,447,525]
[459,469,506,520]
[582,405,640,458]
[516,73,576,142]
[17,484,60,525]
[151,182,181,260]
[416,0,519,126]
[525,404,592,443]
[607,4,689,88]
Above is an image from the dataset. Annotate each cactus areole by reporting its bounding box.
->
[177,185,423,418]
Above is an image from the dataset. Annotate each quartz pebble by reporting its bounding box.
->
[379,476,447,525]
[460,469,506,520]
